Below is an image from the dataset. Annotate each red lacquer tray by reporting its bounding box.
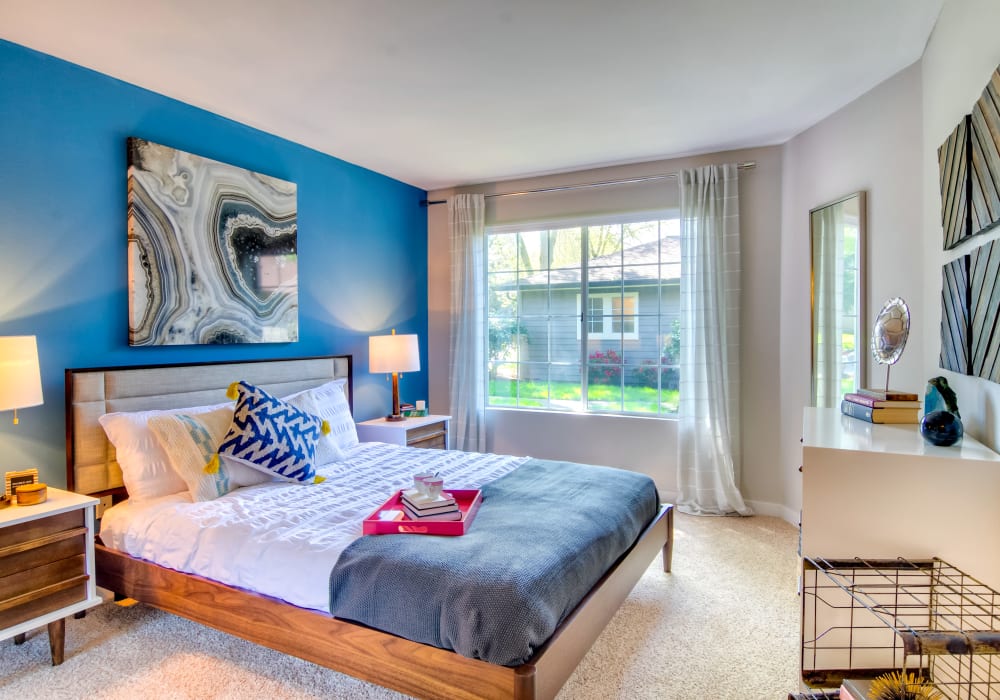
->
[362,489,483,536]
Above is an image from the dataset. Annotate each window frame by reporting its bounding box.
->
[485,210,679,418]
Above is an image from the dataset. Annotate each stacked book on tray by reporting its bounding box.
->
[841,388,921,424]
[400,488,462,521]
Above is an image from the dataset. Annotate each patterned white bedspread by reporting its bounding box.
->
[100,442,527,612]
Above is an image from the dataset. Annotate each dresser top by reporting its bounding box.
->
[803,406,1000,462]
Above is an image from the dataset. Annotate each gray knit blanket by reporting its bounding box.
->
[328,457,659,666]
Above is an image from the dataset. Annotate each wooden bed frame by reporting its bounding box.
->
[65,356,673,700]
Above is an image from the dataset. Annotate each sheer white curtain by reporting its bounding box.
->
[676,164,751,516]
[812,205,844,408]
[448,194,487,452]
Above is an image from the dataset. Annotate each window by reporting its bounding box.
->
[486,214,680,416]
[577,293,639,339]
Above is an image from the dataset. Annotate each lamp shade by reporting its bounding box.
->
[369,333,420,374]
[0,336,43,412]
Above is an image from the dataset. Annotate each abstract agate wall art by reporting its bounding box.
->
[940,238,1000,383]
[127,137,298,346]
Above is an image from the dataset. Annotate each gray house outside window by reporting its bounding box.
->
[487,219,680,415]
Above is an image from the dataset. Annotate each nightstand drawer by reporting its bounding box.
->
[0,508,90,631]
[0,532,87,578]
[0,579,88,630]
[0,510,84,550]
[407,421,447,449]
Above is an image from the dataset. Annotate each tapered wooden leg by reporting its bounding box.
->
[47,618,65,666]
[662,505,674,573]
[13,632,25,645]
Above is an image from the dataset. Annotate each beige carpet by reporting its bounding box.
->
[0,513,800,699]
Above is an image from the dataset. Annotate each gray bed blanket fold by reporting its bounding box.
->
[328,458,659,666]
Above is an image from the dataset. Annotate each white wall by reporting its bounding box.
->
[921,0,1000,450]
[429,2,1000,522]
[779,61,925,516]
[428,146,787,516]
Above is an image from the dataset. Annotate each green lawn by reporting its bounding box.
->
[489,378,678,414]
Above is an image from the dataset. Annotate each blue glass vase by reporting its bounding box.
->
[920,409,963,446]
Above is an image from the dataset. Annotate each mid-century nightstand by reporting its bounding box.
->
[0,487,102,665]
[356,415,451,450]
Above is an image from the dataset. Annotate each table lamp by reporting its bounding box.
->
[369,330,420,422]
[0,336,43,424]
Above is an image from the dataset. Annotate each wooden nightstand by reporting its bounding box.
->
[356,415,451,450]
[0,487,102,665]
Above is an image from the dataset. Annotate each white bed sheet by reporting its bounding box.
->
[100,442,527,612]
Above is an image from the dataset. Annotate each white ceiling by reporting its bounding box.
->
[0,0,943,191]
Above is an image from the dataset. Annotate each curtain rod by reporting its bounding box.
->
[420,161,756,206]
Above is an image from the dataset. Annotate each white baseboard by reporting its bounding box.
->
[658,490,798,526]
[745,498,798,526]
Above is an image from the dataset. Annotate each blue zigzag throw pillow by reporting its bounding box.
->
[214,381,330,484]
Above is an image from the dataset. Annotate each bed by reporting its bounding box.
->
[65,355,673,700]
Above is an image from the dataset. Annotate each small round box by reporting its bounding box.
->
[16,482,47,506]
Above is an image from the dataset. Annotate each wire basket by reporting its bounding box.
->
[801,556,1000,699]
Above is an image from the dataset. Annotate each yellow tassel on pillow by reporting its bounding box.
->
[313,475,326,484]
[321,420,331,435]
[226,382,240,400]
[204,454,221,474]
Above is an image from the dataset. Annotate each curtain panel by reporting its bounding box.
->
[448,194,487,452]
[676,164,751,516]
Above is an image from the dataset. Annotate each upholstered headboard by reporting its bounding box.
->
[65,355,352,496]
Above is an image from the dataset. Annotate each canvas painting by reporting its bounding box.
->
[127,137,298,346]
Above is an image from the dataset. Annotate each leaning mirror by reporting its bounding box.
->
[810,191,867,408]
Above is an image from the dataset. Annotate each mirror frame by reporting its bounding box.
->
[809,190,867,407]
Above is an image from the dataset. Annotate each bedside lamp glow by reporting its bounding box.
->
[0,336,43,425]
[369,330,420,422]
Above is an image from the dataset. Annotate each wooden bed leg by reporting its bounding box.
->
[662,505,674,573]
[13,632,26,645]
[47,618,66,666]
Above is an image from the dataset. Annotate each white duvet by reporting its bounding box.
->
[100,442,527,612]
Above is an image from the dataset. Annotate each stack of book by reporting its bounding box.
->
[400,489,461,521]
[841,388,921,424]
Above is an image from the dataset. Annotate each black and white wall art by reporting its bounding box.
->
[127,137,298,346]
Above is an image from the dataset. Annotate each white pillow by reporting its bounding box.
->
[99,402,230,502]
[148,405,274,501]
[284,378,357,457]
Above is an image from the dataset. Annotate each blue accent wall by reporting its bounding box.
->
[0,40,428,487]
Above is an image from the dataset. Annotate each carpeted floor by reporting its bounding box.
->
[0,513,800,699]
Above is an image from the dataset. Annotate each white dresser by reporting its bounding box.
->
[801,407,1000,590]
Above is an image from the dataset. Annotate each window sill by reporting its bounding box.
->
[485,405,678,422]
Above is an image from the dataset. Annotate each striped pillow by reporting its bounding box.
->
[148,406,273,501]
[217,381,328,484]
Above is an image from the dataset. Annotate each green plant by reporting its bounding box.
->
[488,318,526,373]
